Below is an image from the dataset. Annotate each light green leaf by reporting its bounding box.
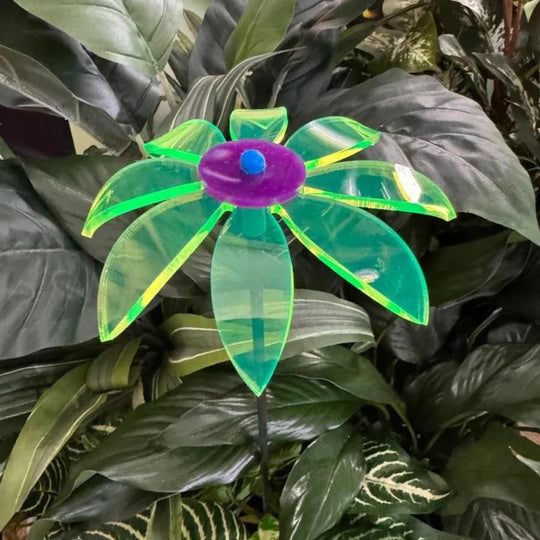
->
[86,339,141,392]
[350,434,451,514]
[224,0,294,68]
[12,0,184,76]
[0,364,108,529]
[252,515,279,540]
[280,425,365,540]
[163,290,373,376]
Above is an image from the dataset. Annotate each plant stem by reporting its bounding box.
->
[159,71,180,110]
[257,390,270,514]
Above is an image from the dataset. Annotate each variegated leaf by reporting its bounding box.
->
[350,436,451,514]
[179,499,248,540]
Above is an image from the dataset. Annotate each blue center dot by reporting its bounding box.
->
[240,149,266,175]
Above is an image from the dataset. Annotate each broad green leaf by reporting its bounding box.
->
[371,11,438,73]
[319,514,467,540]
[280,425,365,540]
[224,0,294,68]
[0,2,132,150]
[295,69,540,243]
[211,209,293,396]
[423,232,529,306]
[62,362,363,494]
[278,196,428,324]
[444,424,540,514]
[278,347,404,414]
[149,495,183,540]
[12,0,183,76]
[443,498,540,539]
[0,136,14,159]
[0,162,99,360]
[350,434,451,514]
[0,364,108,529]
[86,339,141,392]
[163,290,373,376]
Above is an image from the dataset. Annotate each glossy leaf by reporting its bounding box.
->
[280,425,365,540]
[163,290,373,376]
[86,339,141,392]
[444,498,540,540]
[285,117,381,170]
[295,69,540,243]
[211,209,293,395]
[224,0,294,67]
[98,193,225,341]
[12,0,183,76]
[0,365,108,530]
[444,424,540,514]
[82,159,203,237]
[0,162,99,360]
[350,434,451,514]
[144,119,225,162]
[305,160,456,221]
[230,107,288,143]
[277,195,429,325]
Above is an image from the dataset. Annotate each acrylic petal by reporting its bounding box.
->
[211,208,293,395]
[276,195,428,325]
[285,117,380,170]
[304,161,456,221]
[82,159,202,237]
[144,119,225,163]
[99,192,226,341]
[230,107,288,143]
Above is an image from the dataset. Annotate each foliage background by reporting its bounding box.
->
[0,0,540,538]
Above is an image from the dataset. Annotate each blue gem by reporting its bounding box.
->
[240,149,266,175]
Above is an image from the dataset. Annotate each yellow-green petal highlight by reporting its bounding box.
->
[82,159,203,237]
[144,119,225,163]
[230,107,288,143]
[211,208,293,396]
[276,195,429,325]
[98,192,227,341]
[304,161,457,221]
[285,117,381,170]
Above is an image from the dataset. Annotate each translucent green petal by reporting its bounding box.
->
[144,119,225,163]
[211,208,293,395]
[304,161,457,221]
[276,195,428,325]
[82,159,202,237]
[230,107,288,143]
[99,192,226,341]
[285,117,381,170]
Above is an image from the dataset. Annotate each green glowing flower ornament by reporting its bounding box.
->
[82,107,456,396]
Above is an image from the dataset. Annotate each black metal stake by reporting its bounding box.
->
[257,390,270,514]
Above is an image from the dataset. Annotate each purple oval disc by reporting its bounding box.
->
[199,139,306,208]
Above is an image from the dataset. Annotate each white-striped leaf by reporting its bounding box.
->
[179,499,248,540]
[350,436,451,515]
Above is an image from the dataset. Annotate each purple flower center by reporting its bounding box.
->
[199,140,306,208]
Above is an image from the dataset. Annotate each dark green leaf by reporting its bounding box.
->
[280,425,365,540]
[163,290,373,376]
[224,0,294,68]
[13,0,183,76]
[0,364,108,529]
[444,424,540,514]
[0,1,132,150]
[350,434,451,514]
[0,161,99,359]
[443,498,540,539]
[295,69,540,243]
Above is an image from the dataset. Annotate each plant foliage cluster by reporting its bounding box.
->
[0,0,540,538]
